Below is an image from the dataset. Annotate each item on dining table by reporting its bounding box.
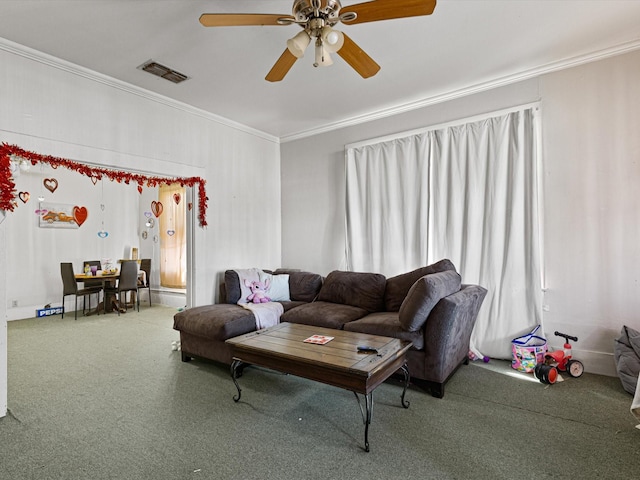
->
[102,259,114,273]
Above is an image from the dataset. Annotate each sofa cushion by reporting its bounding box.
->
[281,301,368,329]
[173,304,257,341]
[614,325,640,395]
[384,259,457,312]
[279,300,307,312]
[317,271,386,312]
[343,312,424,350]
[225,269,322,304]
[398,270,462,332]
[224,270,242,303]
[287,271,323,302]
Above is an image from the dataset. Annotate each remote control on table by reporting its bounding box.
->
[357,346,378,354]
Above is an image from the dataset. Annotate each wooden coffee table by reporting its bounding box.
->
[225,322,412,452]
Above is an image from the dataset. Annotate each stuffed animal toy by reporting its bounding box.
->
[244,278,271,303]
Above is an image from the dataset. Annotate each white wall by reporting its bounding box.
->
[281,50,640,377]
[540,50,640,374]
[0,212,6,417]
[0,42,282,417]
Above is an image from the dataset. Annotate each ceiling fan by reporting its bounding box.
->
[199,0,437,82]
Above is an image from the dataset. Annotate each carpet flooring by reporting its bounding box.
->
[1,305,639,479]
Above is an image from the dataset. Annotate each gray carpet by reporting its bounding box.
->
[1,306,639,480]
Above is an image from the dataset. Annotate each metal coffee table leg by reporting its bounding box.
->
[230,359,243,402]
[400,363,411,408]
[353,391,374,452]
[352,363,411,452]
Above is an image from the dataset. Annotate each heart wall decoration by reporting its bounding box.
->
[151,201,163,218]
[0,144,208,227]
[43,178,58,193]
[18,192,30,203]
[72,206,88,227]
[173,193,181,205]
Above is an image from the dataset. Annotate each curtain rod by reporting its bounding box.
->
[345,101,541,151]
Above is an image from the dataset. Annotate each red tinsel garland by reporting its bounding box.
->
[0,143,208,227]
[0,145,17,212]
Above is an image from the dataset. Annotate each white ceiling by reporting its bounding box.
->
[1,0,639,141]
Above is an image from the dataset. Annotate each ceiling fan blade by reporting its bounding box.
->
[341,0,436,25]
[199,13,294,27]
[336,33,380,79]
[265,49,298,82]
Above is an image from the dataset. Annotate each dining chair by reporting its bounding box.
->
[138,258,152,306]
[60,262,103,319]
[106,260,139,315]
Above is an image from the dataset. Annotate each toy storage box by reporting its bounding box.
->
[512,325,547,372]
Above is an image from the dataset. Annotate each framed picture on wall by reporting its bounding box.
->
[38,202,80,229]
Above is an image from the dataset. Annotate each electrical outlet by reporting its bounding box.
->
[11,300,18,307]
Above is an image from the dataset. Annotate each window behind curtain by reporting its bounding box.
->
[345,106,542,359]
[159,184,186,289]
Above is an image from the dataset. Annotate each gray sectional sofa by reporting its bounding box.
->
[173,259,487,398]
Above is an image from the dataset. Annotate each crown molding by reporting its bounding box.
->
[280,39,640,143]
[3,35,640,145]
[0,37,279,144]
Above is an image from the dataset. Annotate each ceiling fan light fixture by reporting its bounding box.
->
[313,43,333,67]
[199,0,437,81]
[321,26,344,53]
[286,30,311,58]
[326,30,339,45]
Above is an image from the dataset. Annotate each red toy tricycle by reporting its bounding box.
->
[534,331,584,384]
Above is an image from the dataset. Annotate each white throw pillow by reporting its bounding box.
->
[267,273,290,302]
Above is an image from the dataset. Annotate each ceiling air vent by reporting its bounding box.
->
[138,60,189,84]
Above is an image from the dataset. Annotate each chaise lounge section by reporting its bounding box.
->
[173,260,487,398]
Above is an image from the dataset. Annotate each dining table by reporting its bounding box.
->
[75,272,121,314]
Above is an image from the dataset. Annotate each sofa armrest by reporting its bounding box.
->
[422,284,488,383]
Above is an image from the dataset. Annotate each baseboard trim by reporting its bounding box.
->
[574,349,617,377]
[7,288,186,321]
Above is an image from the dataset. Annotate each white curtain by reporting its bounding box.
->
[345,107,542,358]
